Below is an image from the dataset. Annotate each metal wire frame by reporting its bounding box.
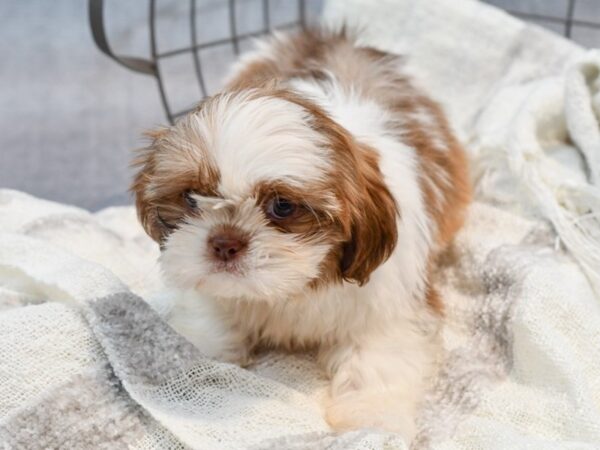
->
[483,0,597,39]
[90,0,594,124]
[89,0,307,124]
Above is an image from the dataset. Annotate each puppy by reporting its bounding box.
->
[132,29,470,441]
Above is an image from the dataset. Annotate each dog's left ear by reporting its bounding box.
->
[130,127,172,244]
[340,142,399,286]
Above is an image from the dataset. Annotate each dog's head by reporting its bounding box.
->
[132,89,398,301]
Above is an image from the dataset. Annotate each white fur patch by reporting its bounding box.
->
[192,92,332,198]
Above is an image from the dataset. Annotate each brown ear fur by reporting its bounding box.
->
[131,116,221,246]
[267,89,399,286]
[130,127,171,244]
[340,142,399,285]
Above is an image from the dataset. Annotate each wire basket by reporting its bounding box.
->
[89,0,313,124]
[89,0,589,125]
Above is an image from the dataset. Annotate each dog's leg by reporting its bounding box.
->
[322,326,438,442]
[166,289,250,365]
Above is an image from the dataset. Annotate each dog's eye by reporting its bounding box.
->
[156,208,177,231]
[267,197,296,220]
[183,190,198,209]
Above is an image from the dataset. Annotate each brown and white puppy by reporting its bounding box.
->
[132,29,470,441]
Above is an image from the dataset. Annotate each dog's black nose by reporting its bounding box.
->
[208,231,247,262]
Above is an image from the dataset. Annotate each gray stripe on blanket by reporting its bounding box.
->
[0,367,147,450]
[86,292,202,386]
[411,245,525,448]
[252,430,406,450]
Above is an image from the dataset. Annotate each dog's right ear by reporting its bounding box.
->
[130,127,172,244]
[339,141,399,286]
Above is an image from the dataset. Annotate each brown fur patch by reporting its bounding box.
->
[427,287,444,315]
[225,28,346,91]
[392,94,471,248]
[131,122,220,244]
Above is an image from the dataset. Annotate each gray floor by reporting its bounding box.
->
[0,0,598,210]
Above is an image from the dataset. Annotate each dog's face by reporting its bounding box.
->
[133,89,398,301]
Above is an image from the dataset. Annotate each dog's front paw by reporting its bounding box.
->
[166,290,250,365]
[215,344,253,367]
[177,326,251,367]
[325,390,417,443]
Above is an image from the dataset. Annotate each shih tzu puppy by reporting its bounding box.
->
[132,29,470,441]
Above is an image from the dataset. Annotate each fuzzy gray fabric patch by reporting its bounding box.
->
[0,366,148,450]
[252,430,406,450]
[412,245,526,448]
[86,292,201,386]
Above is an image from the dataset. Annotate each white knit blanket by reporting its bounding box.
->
[1,0,600,448]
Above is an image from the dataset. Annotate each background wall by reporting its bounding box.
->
[1,1,162,210]
[0,0,598,210]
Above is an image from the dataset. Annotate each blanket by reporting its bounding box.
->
[1,0,600,448]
